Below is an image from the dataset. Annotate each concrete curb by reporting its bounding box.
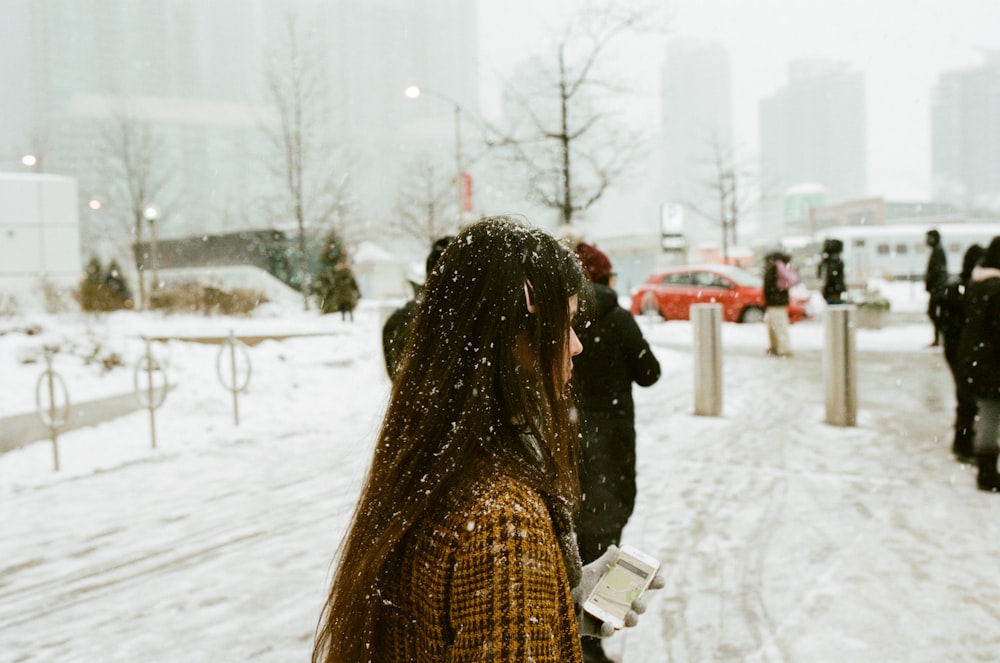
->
[0,386,171,454]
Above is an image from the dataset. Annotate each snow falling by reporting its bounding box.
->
[2,283,1000,661]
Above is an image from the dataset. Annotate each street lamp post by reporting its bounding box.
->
[405,85,465,224]
[144,206,160,298]
[133,207,147,310]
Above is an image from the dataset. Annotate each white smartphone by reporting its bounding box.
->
[582,545,660,629]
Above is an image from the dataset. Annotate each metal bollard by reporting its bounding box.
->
[692,303,722,416]
[824,305,857,426]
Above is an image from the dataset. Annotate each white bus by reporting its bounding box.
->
[813,223,1000,286]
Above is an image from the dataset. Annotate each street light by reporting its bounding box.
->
[404,85,466,223]
[143,206,160,296]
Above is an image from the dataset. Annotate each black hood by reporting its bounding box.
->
[588,282,619,320]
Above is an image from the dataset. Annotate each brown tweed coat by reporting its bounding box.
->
[385,474,584,662]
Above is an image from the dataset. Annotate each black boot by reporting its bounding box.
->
[953,439,975,465]
[976,453,1000,492]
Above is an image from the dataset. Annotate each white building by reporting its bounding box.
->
[659,38,734,248]
[0,173,81,308]
[0,0,479,251]
[758,59,868,238]
[931,54,1000,212]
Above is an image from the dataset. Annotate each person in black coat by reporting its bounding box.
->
[763,251,794,357]
[572,242,661,558]
[817,238,846,304]
[924,229,949,346]
[956,236,1000,492]
[381,236,453,379]
[571,242,661,663]
[937,244,985,463]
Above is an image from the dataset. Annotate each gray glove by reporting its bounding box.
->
[571,545,665,638]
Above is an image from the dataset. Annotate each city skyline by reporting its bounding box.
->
[478,0,1000,203]
[1,1,998,254]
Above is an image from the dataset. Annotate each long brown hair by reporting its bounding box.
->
[313,216,588,662]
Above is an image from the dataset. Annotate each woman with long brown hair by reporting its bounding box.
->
[314,216,592,662]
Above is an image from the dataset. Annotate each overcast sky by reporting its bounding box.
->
[478,0,1000,201]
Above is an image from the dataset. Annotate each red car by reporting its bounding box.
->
[629,264,810,323]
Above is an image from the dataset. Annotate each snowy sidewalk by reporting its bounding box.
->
[611,324,1000,662]
[1,306,998,662]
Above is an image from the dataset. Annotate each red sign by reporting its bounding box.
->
[461,172,474,212]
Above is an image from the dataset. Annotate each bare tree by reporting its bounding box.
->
[389,155,460,246]
[685,133,759,263]
[263,13,353,310]
[97,111,170,310]
[487,3,660,225]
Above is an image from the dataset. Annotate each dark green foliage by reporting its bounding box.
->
[312,230,360,314]
[76,256,134,311]
[105,260,133,304]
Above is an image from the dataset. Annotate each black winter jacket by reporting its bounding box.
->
[818,254,846,302]
[382,299,417,378]
[925,244,949,295]
[572,283,660,562]
[957,267,1000,400]
[572,284,661,416]
[763,254,791,307]
[938,275,971,367]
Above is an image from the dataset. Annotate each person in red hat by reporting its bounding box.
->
[572,242,662,663]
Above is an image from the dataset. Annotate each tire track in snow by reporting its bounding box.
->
[0,473,346,631]
[0,435,366,635]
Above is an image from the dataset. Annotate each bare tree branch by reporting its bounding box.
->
[684,132,760,261]
[95,109,171,309]
[262,12,355,310]
[486,2,660,225]
[390,155,460,246]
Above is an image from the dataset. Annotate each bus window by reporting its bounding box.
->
[895,244,908,255]
[877,243,890,255]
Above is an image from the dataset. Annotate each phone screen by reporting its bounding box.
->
[584,550,658,625]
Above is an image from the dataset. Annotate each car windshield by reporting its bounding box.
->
[718,267,763,287]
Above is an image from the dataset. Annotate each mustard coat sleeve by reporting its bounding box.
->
[447,481,583,663]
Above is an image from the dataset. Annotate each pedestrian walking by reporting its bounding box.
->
[938,243,984,463]
[957,236,1000,492]
[313,217,660,662]
[924,229,949,346]
[330,262,360,320]
[571,242,661,663]
[763,251,796,357]
[817,238,846,305]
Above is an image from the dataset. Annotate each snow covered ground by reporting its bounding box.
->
[2,280,999,662]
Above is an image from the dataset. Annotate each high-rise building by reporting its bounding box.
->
[0,0,272,244]
[0,0,478,257]
[931,54,1000,212]
[658,38,733,246]
[758,59,867,237]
